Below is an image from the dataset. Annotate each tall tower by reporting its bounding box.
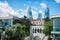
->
[38,12,42,19]
[45,8,49,18]
[27,7,32,19]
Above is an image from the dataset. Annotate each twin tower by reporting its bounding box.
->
[27,7,50,19]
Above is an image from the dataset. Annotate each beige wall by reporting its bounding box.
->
[31,19,44,26]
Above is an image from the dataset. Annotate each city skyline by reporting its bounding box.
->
[0,0,60,19]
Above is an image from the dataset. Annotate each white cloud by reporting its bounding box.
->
[31,6,38,10]
[40,3,46,8]
[16,9,23,12]
[0,1,21,18]
[20,10,27,17]
[17,7,38,19]
[28,1,31,3]
[0,1,44,19]
[17,7,45,19]
[55,0,60,3]
[39,11,43,13]
[32,10,38,19]
[24,4,26,6]
[16,6,44,19]
[17,8,27,18]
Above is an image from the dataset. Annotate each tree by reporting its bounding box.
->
[43,21,52,35]
[43,17,53,40]
[43,17,53,35]
[11,23,26,36]
[13,16,32,36]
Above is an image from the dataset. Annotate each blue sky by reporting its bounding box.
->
[0,0,60,19]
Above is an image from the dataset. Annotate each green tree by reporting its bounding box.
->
[13,16,31,36]
[43,17,53,35]
[11,23,26,37]
[43,17,53,40]
[43,21,52,35]
[4,23,26,40]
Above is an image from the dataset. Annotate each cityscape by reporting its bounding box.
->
[0,0,60,40]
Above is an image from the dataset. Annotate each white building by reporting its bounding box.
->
[30,16,44,40]
[30,26,44,40]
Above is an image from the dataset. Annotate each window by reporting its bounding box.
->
[53,18,60,31]
[0,19,11,27]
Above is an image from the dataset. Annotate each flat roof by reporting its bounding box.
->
[50,14,60,18]
[30,26,44,29]
[0,17,13,19]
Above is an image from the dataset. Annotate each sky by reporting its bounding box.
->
[0,0,60,19]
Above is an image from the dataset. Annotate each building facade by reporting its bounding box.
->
[30,26,44,40]
[38,12,42,19]
[45,8,50,18]
[31,19,44,26]
[51,14,60,40]
[30,16,44,40]
[0,13,13,28]
[27,7,32,18]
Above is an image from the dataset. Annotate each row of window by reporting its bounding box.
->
[32,28,42,33]
[0,19,11,27]
[53,18,60,31]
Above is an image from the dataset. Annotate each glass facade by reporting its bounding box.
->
[0,19,12,28]
[53,18,60,31]
[38,13,42,19]
[28,7,32,18]
[45,8,49,18]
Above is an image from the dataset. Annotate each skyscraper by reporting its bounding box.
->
[38,12,42,19]
[27,7,32,18]
[45,8,49,18]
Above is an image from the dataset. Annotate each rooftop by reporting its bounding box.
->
[50,14,60,18]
